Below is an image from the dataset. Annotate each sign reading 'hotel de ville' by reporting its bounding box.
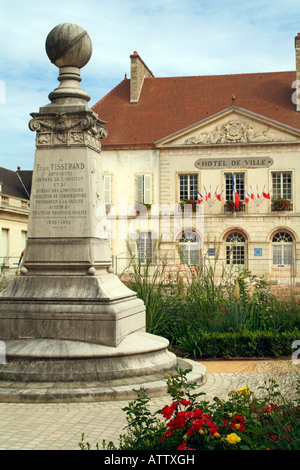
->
[194,156,274,170]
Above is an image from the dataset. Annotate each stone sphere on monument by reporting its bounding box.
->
[45,23,92,69]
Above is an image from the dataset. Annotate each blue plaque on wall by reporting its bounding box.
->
[254,248,263,257]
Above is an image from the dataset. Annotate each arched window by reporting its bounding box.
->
[272,231,293,266]
[225,232,246,265]
[179,230,200,265]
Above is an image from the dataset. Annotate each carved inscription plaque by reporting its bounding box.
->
[29,153,90,238]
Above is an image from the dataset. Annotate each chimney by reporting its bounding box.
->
[295,34,300,111]
[130,51,154,103]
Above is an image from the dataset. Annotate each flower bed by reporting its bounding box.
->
[80,368,300,451]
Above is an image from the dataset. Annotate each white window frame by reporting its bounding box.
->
[179,174,199,201]
[128,232,153,264]
[225,232,246,266]
[272,172,292,200]
[179,230,200,265]
[103,175,111,205]
[272,231,293,266]
[1,228,9,262]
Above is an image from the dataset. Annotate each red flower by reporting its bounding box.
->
[183,411,193,420]
[161,402,178,419]
[207,422,218,436]
[270,434,279,441]
[179,399,191,406]
[177,442,196,450]
[167,414,186,429]
[193,408,204,418]
[177,442,187,450]
[263,405,272,413]
[232,415,246,423]
[160,429,173,443]
[270,403,279,411]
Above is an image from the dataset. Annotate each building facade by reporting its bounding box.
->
[92,38,300,284]
[0,167,31,274]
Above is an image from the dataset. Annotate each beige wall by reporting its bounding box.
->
[0,195,29,271]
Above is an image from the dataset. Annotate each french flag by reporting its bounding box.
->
[245,191,250,203]
[204,186,211,201]
[232,175,240,208]
[215,186,221,201]
[197,191,203,203]
[262,186,271,199]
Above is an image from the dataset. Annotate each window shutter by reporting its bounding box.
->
[143,175,152,204]
[136,175,144,203]
[103,175,111,205]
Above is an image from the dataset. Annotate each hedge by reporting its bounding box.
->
[176,329,300,359]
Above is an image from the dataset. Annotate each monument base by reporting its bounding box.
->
[0,271,146,347]
[0,332,207,402]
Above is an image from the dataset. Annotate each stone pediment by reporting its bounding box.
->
[155,107,300,147]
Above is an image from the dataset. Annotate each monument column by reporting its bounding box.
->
[0,23,146,347]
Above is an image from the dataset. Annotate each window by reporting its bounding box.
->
[272,172,292,200]
[272,231,293,266]
[21,231,27,250]
[1,228,8,261]
[136,175,152,204]
[179,174,198,201]
[225,173,245,201]
[179,230,200,265]
[103,175,111,205]
[137,232,152,264]
[226,232,246,265]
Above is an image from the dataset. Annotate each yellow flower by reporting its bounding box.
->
[234,423,241,430]
[226,433,241,445]
[213,432,220,438]
[272,378,276,383]
[238,386,250,395]
[199,429,204,435]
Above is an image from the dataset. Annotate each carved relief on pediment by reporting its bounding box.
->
[184,120,285,145]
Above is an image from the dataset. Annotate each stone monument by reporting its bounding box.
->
[0,24,205,401]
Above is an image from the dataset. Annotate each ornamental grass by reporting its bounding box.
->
[121,251,300,358]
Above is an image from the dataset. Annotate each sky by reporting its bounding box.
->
[1,0,300,171]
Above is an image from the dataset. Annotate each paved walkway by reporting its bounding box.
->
[0,359,299,450]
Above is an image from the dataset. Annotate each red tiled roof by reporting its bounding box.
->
[92,71,300,148]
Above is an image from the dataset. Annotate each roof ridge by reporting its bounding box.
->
[144,70,295,80]
[0,166,16,173]
[92,77,128,109]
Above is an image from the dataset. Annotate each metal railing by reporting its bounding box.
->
[112,255,300,287]
[1,255,299,287]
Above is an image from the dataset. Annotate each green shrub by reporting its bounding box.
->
[172,329,300,359]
